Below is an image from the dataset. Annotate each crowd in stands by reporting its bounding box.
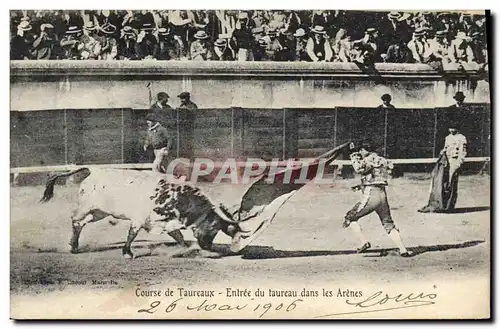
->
[10,10,488,69]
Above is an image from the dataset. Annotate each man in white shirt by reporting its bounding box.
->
[441,123,467,186]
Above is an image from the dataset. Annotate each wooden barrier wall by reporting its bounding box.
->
[10,105,491,169]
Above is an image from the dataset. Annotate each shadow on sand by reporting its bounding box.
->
[233,240,485,260]
[444,206,490,214]
[75,239,485,260]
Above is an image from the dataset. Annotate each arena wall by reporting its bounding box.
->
[10,61,490,182]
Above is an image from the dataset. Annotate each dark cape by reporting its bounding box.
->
[418,153,459,213]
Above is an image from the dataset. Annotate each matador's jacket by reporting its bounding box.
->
[345,151,396,234]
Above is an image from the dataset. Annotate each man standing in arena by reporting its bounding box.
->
[342,142,413,257]
[144,112,172,174]
[443,123,467,184]
[419,123,467,213]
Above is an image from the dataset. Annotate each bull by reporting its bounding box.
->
[40,168,245,258]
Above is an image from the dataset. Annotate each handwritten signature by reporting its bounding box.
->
[138,298,304,319]
[316,291,438,318]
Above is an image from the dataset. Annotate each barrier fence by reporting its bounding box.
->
[10,105,491,172]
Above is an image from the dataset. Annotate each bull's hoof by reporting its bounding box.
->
[68,244,78,254]
[122,250,134,259]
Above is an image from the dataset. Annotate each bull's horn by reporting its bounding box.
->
[213,204,241,224]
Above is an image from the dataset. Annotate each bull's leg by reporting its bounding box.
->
[70,218,86,253]
[123,224,141,259]
[69,208,93,254]
[167,229,189,248]
[70,209,108,254]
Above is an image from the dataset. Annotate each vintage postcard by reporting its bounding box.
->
[10,9,491,319]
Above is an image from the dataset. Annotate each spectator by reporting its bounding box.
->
[458,13,475,36]
[351,28,379,64]
[448,31,474,65]
[11,21,35,60]
[469,31,487,66]
[51,10,67,40]
[427,30,451,65]
[306,25,333,62]
[253,38,270,61]
[81,10,99,29]
[251,10,269,29]
[177,92,198,109]
[436,12,457,42]
[407,27,431,63]
[117,26,139,60]
[213,38,235,61]
[278,30,295,61]
[97,24,118,60]
[312,10,335,38]
[135,23,158,60]
[67,10,84,29]
[414,12,435,36]
[333,28,353,63]
[60,26,84,60]
[156,27,175,60]
[169,10,192,55]
[268,10,286,31]
[385,36,414,63]
[8,10,489,64]
[293,28,310,61]
[382,11,413,47]
[97,10,121,39]
[151,10,168,29]
[190,30,214,61]
[80,21,101,59]
[32,23,62,59]
[284,11,301,34]
[136,10,156,28]
[377,94,396,109]
[264,29,283,61]
[232,12,255,61]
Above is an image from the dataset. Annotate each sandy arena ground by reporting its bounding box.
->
[10,173,490,297]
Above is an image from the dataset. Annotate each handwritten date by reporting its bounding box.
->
[138,298,303,318]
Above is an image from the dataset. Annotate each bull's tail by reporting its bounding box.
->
[40,167,90,203]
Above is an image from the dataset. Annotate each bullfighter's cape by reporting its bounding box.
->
[418,153,458,213]
[230,142,351,252]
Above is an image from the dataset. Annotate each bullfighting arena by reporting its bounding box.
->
[11,173,490,296]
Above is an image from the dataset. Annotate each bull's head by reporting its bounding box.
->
[191,205,248,250]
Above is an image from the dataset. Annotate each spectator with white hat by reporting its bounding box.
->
[97,23,118,60]
[32,23,62,59]
[213,38,235,61]
[407,27,432,63]
[448,31,474,65]
[80,21,101,59]
[306,25,333,62]
[60,26,84,60]
[293,28,309,61]
[135,23,158,60]
[11,20,35,59]
[190,30,214,61]
[117,25,139,60]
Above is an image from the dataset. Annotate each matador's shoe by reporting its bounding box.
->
[357,242,371,253]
